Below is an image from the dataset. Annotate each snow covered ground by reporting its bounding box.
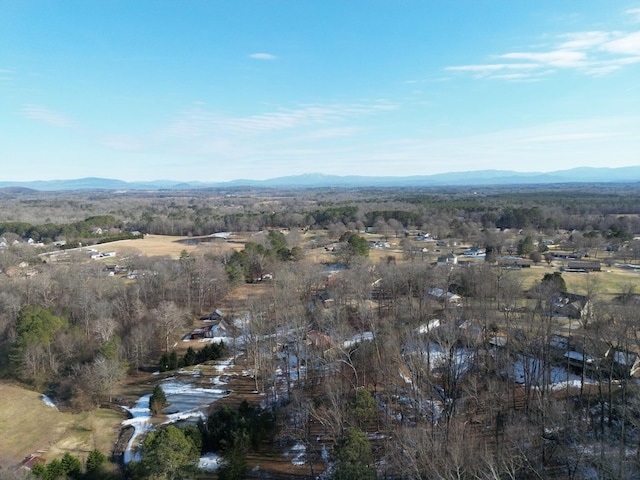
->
[198,452,222,472]
[121,394,152,463]
[343,331,374,348]
[121,356,235,465]
[509,355,598,391]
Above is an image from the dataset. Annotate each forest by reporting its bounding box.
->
[1,183,640,479]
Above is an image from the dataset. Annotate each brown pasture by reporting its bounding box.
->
[0,382,123,467]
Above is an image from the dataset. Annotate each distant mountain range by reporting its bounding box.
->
[2,167,640,191]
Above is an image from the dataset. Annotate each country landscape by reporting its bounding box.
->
[4,1,640,478]
[1,181,640,479]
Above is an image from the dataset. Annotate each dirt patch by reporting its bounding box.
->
[112,426,134,463]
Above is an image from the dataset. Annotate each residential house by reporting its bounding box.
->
[436,253,457,266]
[604,348,640,379]
[551,293,591,319]
[565,260,601,272]
[462,247,485,257]
[190,319,231,340]
[426,287,461,306]
[200,309,224,322]
[309,291,333,309]
[564,350,596,373]
[305,330,333,352]
[496,256,532,269]
[17,455,47,473]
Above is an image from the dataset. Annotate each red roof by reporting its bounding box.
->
[19,455,46,470]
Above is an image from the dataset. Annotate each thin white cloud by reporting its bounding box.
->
[487,73,534,81]
[627,8,640,23]
[558,31,615,50]
[445,63,542,80]
[249,53,277,60]
[602,31,640,55]
[500,50,586,67]
[445,63,539,72]
[161,101,397,138]
[21,105,74,128]
[446,11,640,79]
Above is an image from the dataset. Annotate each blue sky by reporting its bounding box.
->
[1,1,639,182]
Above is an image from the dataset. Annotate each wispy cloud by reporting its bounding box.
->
[627,8,640,23]
[500,50,586,67]
[558,31,616,50]
[101,101,395,159]
[447,10,640,79]
[161,101,397,138]
[603,31,640,55]
[0,68,15,80]
[445,63,541,79]
[446,63,539,72]
[249,52,277,60]
[21,105,74,128]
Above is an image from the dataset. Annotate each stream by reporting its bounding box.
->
[121,359,234,465]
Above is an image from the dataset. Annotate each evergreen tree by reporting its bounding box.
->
[331,428,377,480]
[85,449,107,479]
[149,384,169,416]
[60,452,82,479]
[182,346,197,366]
[347,389,378,428]
[135,426,200,480]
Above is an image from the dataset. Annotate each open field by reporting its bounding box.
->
[0,382,123,467]
[99,233,638,300]
[92,234,242,259]
[514,263,640,299]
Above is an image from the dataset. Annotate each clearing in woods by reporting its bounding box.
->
[0,382,122,466]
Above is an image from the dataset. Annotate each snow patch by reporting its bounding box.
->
[344,331,374,348]
[121,362,234,464]
[41,394,58,411]
[199,452,222,472]
[288,443,306,466]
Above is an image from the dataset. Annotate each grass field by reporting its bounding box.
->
[93,234,241,259]
[0,382,123,467]
[513,263,640,300]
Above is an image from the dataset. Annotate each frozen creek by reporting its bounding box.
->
[121,358,234,466]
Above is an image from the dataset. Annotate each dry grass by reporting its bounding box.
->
[0,382,123,467]
[95,234,241,259]
[515,263,640,299]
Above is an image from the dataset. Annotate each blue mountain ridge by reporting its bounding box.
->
[1,167,640,191]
